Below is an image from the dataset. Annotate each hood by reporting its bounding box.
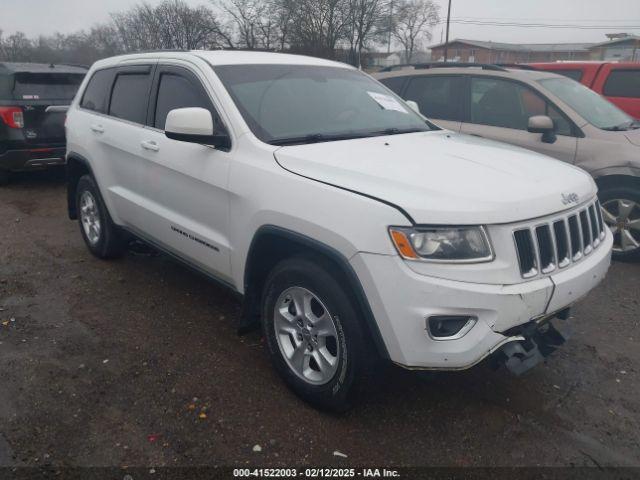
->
[275,130,596,225]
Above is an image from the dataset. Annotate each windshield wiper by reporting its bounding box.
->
[368,127,427,136]
[269,127,429,146]
[269,133,368,146]
[602,120,640,131]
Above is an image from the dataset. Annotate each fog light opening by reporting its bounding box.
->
[427,315,476,340]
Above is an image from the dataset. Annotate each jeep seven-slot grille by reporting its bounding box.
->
[513,199,605,278]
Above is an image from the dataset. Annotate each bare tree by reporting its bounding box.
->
[1,32,33,61]
[287,0,350,59]
[393,0,439,63]
[344,0,387,67]
[112,0,229,51]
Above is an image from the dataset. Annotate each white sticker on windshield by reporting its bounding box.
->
[367,91,407,113]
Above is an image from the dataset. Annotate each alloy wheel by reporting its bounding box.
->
[80,190,102,246]
[273,286,340,385]
[601,199,640,253]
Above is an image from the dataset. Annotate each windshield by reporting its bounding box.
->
[214,64,433,145]
[539,77,636,131]
[13,73,85,101]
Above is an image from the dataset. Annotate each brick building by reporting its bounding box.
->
[430,39,593,64]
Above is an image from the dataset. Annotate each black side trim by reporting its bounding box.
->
[245,225,390,359]
[272,153,416,225]
[122,225,242,300]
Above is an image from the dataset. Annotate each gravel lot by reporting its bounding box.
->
[0,169,639,469]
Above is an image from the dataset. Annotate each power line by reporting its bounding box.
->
[432,19,640,29]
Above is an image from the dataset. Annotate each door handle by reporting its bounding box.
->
[141,140,160,152]
[90,124,104,133]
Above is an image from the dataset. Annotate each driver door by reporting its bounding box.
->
[138,64,233,282]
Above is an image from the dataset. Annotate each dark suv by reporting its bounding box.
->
[0,62,87,184]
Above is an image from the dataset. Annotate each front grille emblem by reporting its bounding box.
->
[561,193,579,205]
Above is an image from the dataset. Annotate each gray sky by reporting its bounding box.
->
[1,0,639,45]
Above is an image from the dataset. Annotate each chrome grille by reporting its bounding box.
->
[513,199,606,278]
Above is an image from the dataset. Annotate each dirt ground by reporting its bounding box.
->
[0,169,639,469]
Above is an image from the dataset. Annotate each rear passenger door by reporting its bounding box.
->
[138,64,232,281]
[402,75,466,131]
[460,76,578,163]
[99,64,156,228]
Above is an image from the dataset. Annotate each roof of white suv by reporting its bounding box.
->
[91,50,351,70]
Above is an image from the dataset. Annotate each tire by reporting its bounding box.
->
[0,170,9,186]
[76,175,127,259]
[261,256,376,412]
[599,186,640,262]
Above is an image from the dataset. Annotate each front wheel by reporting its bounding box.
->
[599,185,640,262]
[261,256,376,412]
[76,175,127,259]
[0,170,9,186]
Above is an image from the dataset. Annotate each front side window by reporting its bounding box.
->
[80,69,114,113]
[470,77,572,135]
[108,72,151,124]
[214,64,432,145]
[153,71,224,132]
[603,70,640,98]
[404,75,464,121]
[540,77,635,130]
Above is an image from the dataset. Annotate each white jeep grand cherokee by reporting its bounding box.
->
[65,51,612,411]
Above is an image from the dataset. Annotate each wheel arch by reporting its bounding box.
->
[66,153,95,220]
[594,173,640,193]
[242,225,389,360]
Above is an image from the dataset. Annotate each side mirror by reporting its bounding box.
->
[165,107,230,149]
[527,115,556,144]
[406,100,421,114]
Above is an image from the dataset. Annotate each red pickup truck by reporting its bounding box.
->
[528,62,640,119]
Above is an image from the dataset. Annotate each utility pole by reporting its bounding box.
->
[387,0,394,54]
[443,0,452,62]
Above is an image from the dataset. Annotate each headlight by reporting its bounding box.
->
[389,226,493,262]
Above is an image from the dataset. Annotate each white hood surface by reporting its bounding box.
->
[275,131,596,225]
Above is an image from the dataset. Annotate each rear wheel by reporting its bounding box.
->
[76,175,127,259]
[261,256,376,412]
[599,186,640,262]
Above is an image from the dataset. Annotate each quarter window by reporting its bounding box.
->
[80,69,114,113]
[404,76,465,121]
[108,72,151,124]
[470,77,572,135]
[603,70,640,98]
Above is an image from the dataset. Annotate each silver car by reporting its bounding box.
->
[375,65,640,260]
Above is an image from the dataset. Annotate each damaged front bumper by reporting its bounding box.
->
[495,308,571,375]
[351,229,612,371]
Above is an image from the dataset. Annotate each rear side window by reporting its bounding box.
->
[603,70,640,98]
[548,69,583,82]
[154,72,218,130]
[378,76,408,95]
[404,75,465,121]
[109,72,152,124]
[12,73,84,101]
[81,69,114,113]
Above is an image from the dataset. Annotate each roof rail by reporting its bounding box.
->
[378,62,507,73]
[495,63,539,71]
